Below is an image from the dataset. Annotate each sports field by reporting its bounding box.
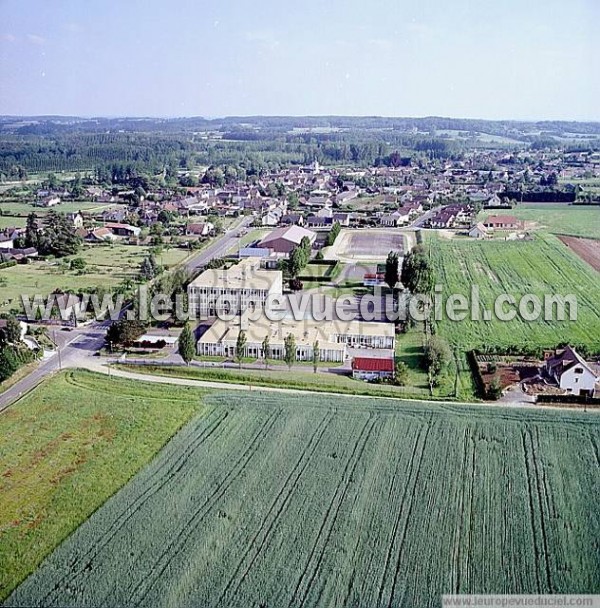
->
[326,228,412,261]
[4,372,599,607]
[429,233,600,353]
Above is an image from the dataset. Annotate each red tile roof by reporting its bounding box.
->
[351,357,394,372]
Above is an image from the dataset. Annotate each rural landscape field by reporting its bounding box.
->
[2,371,599,607]
[429,233,600,354]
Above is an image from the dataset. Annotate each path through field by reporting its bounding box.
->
[6,385,599,608]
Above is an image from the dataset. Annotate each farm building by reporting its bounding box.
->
[468,223,490,239]
[104,222,142,238]
[352,357,395,381]
[258,225,316,254]
[483,215,520,230]
[545,346,599,397]
[186,222,213,237]
[197,315,396,361]
[187,258,283,317]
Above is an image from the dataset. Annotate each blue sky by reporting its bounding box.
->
[0,0,598,119]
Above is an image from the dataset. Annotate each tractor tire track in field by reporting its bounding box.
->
[341,424,414,608]
[531,428,554,592]
[451,427,473,595]
[42,408,230,605]
[521,427,552,593]
[590,433,600,468]
[384,416,434,608]
[288,414,379,608]
[374,423,427,608]
[128,408,283,608]
[216,410,335,606]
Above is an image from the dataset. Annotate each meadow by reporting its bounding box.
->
[0,200,119,217]
[4,372,599,607]
[0,244,190,312]
[506,204,600,239]
[429,233,600,354]
[0,370,207,600]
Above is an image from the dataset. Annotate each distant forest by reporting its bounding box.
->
[0,115,599,179]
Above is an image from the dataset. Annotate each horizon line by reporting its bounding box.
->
[1,113,600,125]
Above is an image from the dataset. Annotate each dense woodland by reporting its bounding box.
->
[1,116,599,180]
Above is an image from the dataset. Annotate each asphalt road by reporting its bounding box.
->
[185,216,253,273]
[0,222,256,413]
[0,322,109,413]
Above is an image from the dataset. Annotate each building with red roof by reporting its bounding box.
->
[351,357,395,381]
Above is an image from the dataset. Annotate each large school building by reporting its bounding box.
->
[197,314,395,362]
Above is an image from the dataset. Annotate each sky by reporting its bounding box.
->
[0,0,598,120]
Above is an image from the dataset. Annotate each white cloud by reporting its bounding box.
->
[245,30,280,52]
[64,22,84,33]
[1,33,17,43]
[26,33,46,45]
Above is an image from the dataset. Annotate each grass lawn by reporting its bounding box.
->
[0,244,190,313]
[395,327,476,401]
[0,369,208,600]
[116,361,451,400]
[428,232,600,353]
[499,204,600,239]
[237,228,269,248]
[0,201,120,216]
[0,216,26,228]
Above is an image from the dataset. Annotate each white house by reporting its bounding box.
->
[0,234,14,250]
[545,346,599,397]
[468,223,489,239]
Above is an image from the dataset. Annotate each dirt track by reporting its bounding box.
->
[559,236,600,273]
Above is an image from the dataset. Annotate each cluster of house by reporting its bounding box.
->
[0,228,38,262]
[427,203,474,229]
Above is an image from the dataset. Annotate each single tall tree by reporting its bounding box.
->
[178,323,195,366]
[312,339,320,373]
[385,251,399,289]
[262,334,270,369]
[284,333,296,370]
[235,330,247,368]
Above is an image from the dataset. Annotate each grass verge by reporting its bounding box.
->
[0,369,207,600]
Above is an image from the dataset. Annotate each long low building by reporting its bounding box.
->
[197,315,395,362]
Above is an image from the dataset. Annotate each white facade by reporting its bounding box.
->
[188,258,283,317]
[557,364,597,396]
[197,315,395,363]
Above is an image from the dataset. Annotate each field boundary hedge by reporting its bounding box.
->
[466,351,486,398]
[536,393,600,407]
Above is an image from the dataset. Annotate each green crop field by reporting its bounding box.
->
[0,371,207,601]
[506,204,600,239]
[429,233,600,353]
[5,373,599,607]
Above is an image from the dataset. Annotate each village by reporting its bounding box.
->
[1,144,598,403]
